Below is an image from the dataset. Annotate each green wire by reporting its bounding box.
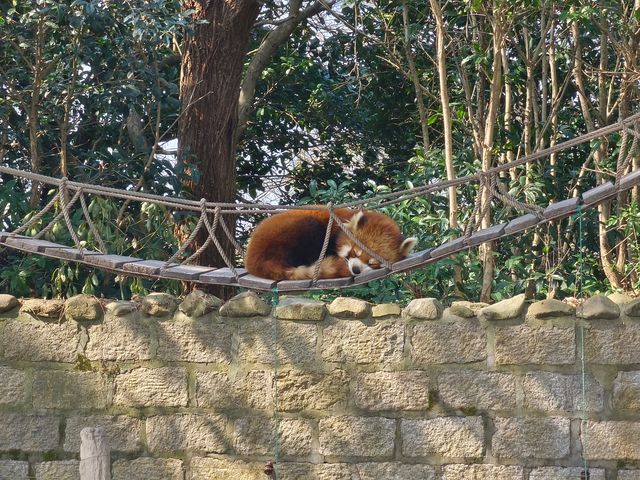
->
[575,205,588,476]
[271,287,280,478]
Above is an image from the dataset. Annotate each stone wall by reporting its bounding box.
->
[1,290,640,479]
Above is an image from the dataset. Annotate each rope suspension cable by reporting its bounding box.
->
[1,113,640,291]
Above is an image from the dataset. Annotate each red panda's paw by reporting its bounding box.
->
[285,265,315,280]
[284,256,351,280]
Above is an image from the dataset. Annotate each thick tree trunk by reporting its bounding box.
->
[179,0,260,297]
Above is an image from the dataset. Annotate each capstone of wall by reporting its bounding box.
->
[1,291,640,479]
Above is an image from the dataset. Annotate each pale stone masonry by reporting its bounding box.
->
[0,292,639,479]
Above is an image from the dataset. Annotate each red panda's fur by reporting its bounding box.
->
[244,208,416,281]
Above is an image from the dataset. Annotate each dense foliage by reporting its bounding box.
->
[1,0,639,302]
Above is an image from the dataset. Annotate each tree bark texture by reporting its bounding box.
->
[179,0,260,296]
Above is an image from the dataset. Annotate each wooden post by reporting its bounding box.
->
[79,427,110,480]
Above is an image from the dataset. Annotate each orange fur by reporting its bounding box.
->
[244,208,416,281]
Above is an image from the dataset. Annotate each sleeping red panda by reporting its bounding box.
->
[244,208,417,281]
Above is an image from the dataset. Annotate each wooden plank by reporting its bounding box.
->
[199,267,247,284]
[620,169,640,191]
[352,267,390,285]
[276,279,313,292]
[543,197,580,220]
[42,246,102,262]
[430,237,466,258]
[464,223,506,247]
[80,427,110,480]
[4,236,62,253]
[504,213,540,235]
[238,274,277,290]
[392,249,433,272]
[582,182,615,206]
[89,254,145,270]
[0,231,18,242]
[312,276,353,289]
[121,259,179,276]
[160,264,216,281]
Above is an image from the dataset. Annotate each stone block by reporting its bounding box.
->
[438,371,516,410]
[608,292,634,305]
[523,372,603,413]
[402,298,443,320]
[141,292,179,317]
[401,416,484,457]
[479,294,526,321]
[527,299,575,319]
[586,326,640,364]
[64,415,141,452]
[219,291,271,317]
[449,301,488,318]
[0,294,19,313]
[2,319,80,362]
[190,457,265,480]
[157,319,232,363]
[492,416,570,459]
[105,300,137,316]
[0,461,28,480]
[275,296,326,321]
[0,414,59,451]
[322,320,404,364]
[196,370,271,410]
[65,294,102,322]
[411,321,486,364]
[495,324,575,365]
[441,464,524,480]
[319,416,395,457]
[625,299,640,317]
[112,458,184,480]
[179,289,222,318]
[619,470,640,480]
[34,461,80,480]
[278,369,349,411]
[234,417,313,456]
[585,421,640,460]
[147,413,228,453]
[529,467,604,480]
[33,370,109,409]
[21,299,64,319]
[114,367,187,407]
[85,316,153,361]
[238,319,317,364]
[356,463,436,480]
[327,297,372,319]
[0,366,27,406]
[578,295,620,319]
[372,303,402,318]
[354,371,430,411]
[614,371,640,409]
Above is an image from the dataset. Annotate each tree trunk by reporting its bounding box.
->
[402,0,430,149]
[479,4,505,303]
[428,0,462,291]
[179,0,261,298]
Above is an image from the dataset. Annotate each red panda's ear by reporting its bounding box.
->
[400,237,418,256]
[346,211,365,231]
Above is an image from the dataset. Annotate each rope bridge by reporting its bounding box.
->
[1,112,640,292]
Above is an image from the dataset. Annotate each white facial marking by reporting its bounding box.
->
[337,244,351,258]
[348,257,371,275]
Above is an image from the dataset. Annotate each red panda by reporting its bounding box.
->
[244,208,417,281]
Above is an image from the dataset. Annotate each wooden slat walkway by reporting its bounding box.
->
[2,172,639,292]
